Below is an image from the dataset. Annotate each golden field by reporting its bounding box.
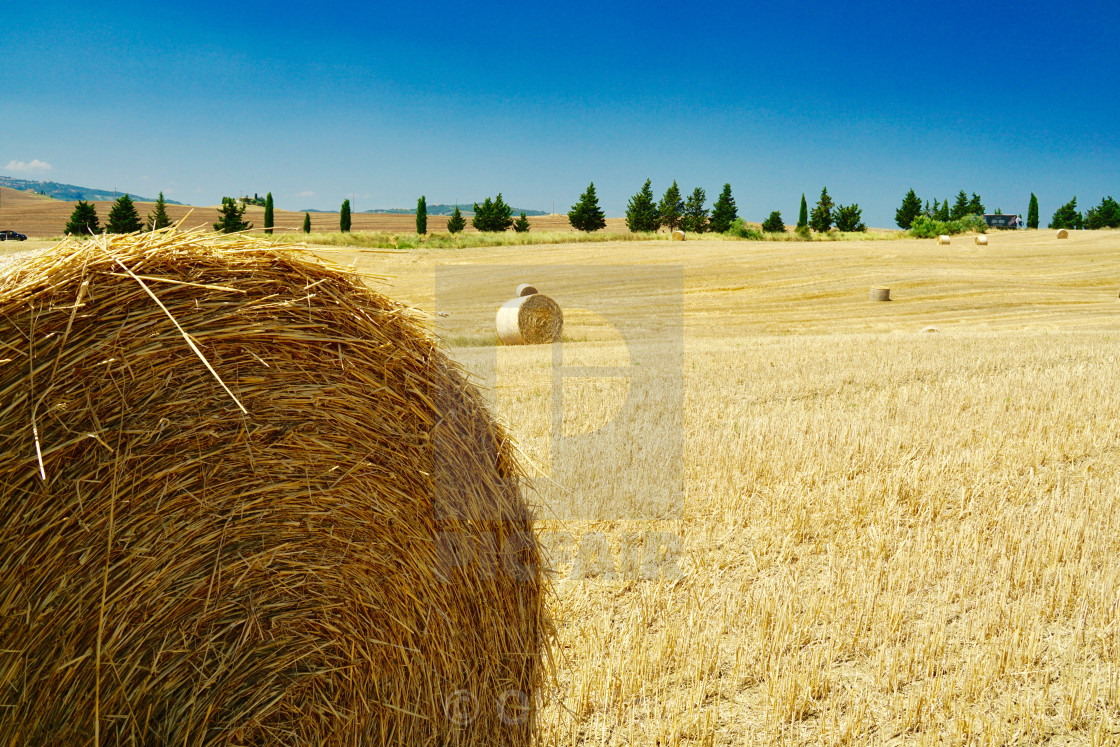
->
[5,228,1120,744]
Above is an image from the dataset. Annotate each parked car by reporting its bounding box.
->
[0,230,28,241]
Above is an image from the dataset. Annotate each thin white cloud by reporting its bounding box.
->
[4,159,53,173]
[298,190,315,198]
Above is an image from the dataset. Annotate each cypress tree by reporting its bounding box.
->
[937,199,951,222]
[1027,193,1039,229]
[264,192,274,235]
[340,199,351,232]
[302,212,311,233]
[106,194,144,234]
[657,181,684,231]
[761,210,786,233]
[64,200,101,235]
[416,195,427,235]
[214,197,252,233]
[513,212,530,233]
[709,183,738,233]
[895,188,922,229]
[146,192,171,231]
[682,187,709,233]
[797,193,809,229]
[625,180,659,232]
[568,182,607,232]
[446,205,466,234]
[809,187,834,232]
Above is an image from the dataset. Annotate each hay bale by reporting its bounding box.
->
[0,230,547,745]
[496,294,563,345]
[975,234,988,245]
[671,229,685,241]
[1057,228,1069,239]
[870,286,891,302]
[937,234,951,245]
[515,283,537,297]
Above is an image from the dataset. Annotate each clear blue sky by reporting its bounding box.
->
[3,0,1117,227]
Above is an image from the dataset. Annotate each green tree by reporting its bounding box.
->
[472,193,513,232]
[968,192,985,216]
[625,179,659,232]
[106,194,143,234]
[682,187,709,233]
[657,181,684,231]
[146,192,171,231]
[950,190,970,220]
[302,212,311,233]
[263,192,274,235]
[1049,197,1082,229]
[446,205,466,234]
[568,182,607,232]
[835,203,867,232]
[809,187,834,232]
[895,188,922,229]
[214,197,252,233]
[340,199,351,232]
[64,200,101,235]
[1027,193,1040,229]
[513,211,530,233]
[761,210,786,233]
[937,199,950,222]
[797,194,809,229]
[1084,196,1120,229]
[709,183,738,233]
[416,195,427,235]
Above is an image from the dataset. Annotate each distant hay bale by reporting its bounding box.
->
[515,283,538,297]
[921,326,941,333]
[671,230,685,241]
[937,235,951,245]
[496,294,563,345]
[975,234,988,245]
[1057,228,1069,239]
[870,286,891,302]
[0,230,547,745]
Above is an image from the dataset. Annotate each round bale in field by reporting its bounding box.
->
[0,230,548,746]
[671,229,685,241]
[937,234,951,245]
[870,286,891,302]
[1057,228,1069,239]
[975,234,988,245]
[496,293,563,345]
[515,283,538,297]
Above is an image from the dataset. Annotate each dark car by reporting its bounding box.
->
[0,230,28,241]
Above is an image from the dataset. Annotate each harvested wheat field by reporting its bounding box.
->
[0,230,547,745]
[323,229,1118,745]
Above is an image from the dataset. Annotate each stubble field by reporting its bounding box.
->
[343,229,1120,745]
[4,228,1119,743]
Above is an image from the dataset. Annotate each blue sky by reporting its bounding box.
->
[3,0,1117,227]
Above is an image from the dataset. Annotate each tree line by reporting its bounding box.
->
[895,189,1120,231]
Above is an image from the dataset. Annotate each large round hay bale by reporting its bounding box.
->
[937,234,951,245]
[515,283,537,297]
[975,234,988,245]
[1057,228,1069,239]
[496,294,563,345]
[870,286,891,302]
[671,230,685,241]
[0,231,547,745]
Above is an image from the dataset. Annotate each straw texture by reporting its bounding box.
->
[0,229,547,745]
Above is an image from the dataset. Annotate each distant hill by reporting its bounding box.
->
[0,175,182,205]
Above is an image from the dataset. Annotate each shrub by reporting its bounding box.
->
[795,224,811,240]
[761,211,786,233]
[909,213,987,238]
[834,203,867,232]
[726,218,763,239]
